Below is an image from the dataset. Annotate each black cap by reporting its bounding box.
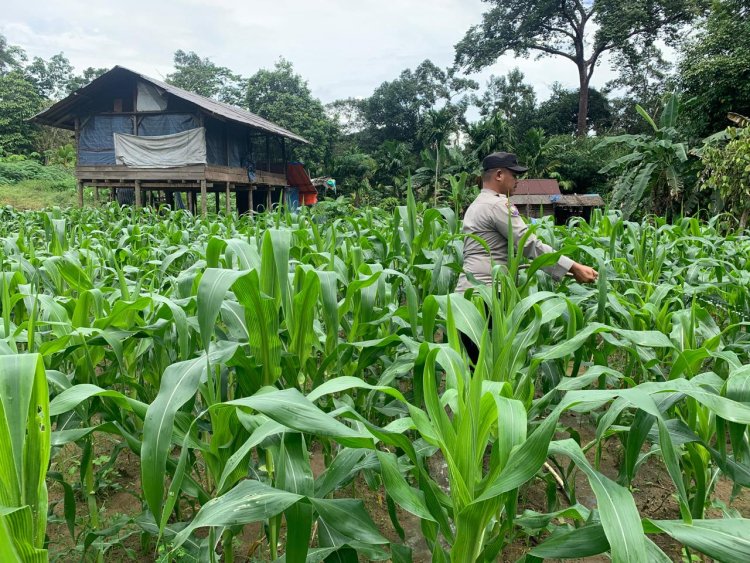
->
[482,152,528,173]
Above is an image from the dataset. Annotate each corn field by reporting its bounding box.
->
[1,194,750,562]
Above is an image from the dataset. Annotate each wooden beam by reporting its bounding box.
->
[200,180,207,217]
[77,180,84,208]
[135,179,142,208]
[226,183,232,215]
[74,117,80,166]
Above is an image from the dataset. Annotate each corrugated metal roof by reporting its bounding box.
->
[31,66,310,144]
[510,193,605,207]
[510,195,553,206]
[515,179,561,196]
[556,194,605,207]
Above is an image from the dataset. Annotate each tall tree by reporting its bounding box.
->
[245,58,337,174]
[25,53,74,100]
[0,34,25,75]
[361,60,476,149]
[679,0,750,137]
[0,71,44,154]
[455,0,705,136]
[475,68,536,121]
[166,50,243,104]
[66,66,109,94]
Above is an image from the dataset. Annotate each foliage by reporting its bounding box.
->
[605,44,674,134]
[25,53,74,100]
[0,154,75,188]
[698,114,750,227]
[597,94,697,218]
[331,152,377,197]
[166,50,243,104]
[551,135,623,195]
[0,34,26,75]
[455,0,705,135]
[65,66,108,94]
[537,84,613,135]
[358,60,476,150]
[474,68,536,122]
[0,71,44,154]
[678,0,750,137]
[244,58,338,175]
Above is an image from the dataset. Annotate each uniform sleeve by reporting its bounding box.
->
[492,201,574,281]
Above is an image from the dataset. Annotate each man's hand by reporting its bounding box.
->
[569,262,598,283]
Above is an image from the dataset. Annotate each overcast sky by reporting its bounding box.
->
[2,0,621,108]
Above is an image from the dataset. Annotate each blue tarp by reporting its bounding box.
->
[79,115,133,165]
[138,114,197,136]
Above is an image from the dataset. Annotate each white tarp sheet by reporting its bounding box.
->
[114,127,206,168]
[136,81,168,112]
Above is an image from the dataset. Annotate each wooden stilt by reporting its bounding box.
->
[135,179,142,208]
[94,186,100,204]
[200,180,207,217]
[249,189,254,214]
[77,180,84,208]
[226,183,232,215]
[215,190,220,213]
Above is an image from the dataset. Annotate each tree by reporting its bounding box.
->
[373,140,414,191]
[25,53,74,100]
[698,114,750,228]
[360,60,476,149]
[605,44,673,134]
[679,0,750,137]
[455,0,705,136]
[244,58,338,175]
[66,66,108,93]
[466,113,516,160]
[0,34,25,75]
[0,71,44,154]
[475,68,536,121]
[537,84,613,135]
[166,50,243,104]
[418,106,463,204]
[332,152,377,201]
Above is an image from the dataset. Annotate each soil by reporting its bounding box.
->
[45,413,750,563]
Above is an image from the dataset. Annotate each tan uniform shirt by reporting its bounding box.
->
[455,188,574,292]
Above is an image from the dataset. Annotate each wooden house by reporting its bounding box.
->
[31,66,309,215]
[510,179,605,224]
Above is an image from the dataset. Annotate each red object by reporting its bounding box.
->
[286,162,317,205]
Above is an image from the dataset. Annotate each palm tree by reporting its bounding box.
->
[418,108,459,206]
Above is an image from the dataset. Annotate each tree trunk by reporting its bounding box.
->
[576,63,590,137]
[434,144,440,207]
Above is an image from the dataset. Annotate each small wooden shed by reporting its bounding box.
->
[31,66,310,215]
[510,179,605,224]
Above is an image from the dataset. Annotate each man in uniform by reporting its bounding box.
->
[456,151,598,362]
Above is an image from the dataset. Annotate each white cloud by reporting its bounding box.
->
[3,0,623,108]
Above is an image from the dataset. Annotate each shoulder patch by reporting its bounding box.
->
[508,202,520,217]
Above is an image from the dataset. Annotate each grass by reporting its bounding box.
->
[0,180,93,209]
